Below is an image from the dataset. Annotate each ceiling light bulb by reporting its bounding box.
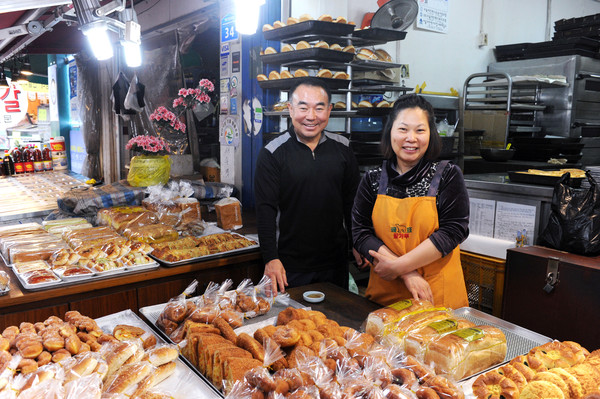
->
[235,0,265,35]
[21,60,33,76]
[123,41,142,68]
[83,22,114,61]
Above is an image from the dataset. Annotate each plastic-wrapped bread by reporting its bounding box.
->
[215,198,242,230]
[424,325,507,380]
[380,308,453,348]
[121,223,178,244]
[404,317,476,361]
[365,299,433,340]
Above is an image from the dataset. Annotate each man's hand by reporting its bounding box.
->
[352,248,370,270]
[401,271,433,303]
[264,259,287,295]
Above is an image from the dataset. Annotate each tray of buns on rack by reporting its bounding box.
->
[260,42,355,64]
[356,98,394,115]
[257,68,351,90]
[262,13,356,41]
[508,168,586,187]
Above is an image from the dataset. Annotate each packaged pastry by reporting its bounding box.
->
[380,308,453,348]
[215,197,243,230]
[13,260,51,274]
[21,269,60,285]
[0,270,9,292]
[121,223,179,244]
[404,317,476,361]
[175,197,202,226]
[97,206,157,232]
[365,299,434,340]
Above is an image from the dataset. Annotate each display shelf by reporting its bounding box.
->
[258,76,351,90]
[263,20,355,42]
[263,110,358,117]
[260,47,354,65]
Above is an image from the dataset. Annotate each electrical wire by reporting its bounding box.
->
[135,0,162,16]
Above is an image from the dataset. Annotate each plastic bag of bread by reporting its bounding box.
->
[404,317,476,361]
[64,373,103,399]
[0,270,9,292]
[121,223,179,244]
[364,299,434,340]
[423,325,507,380]
[215,197,242,230]
[96,206,157,232]
[380,308,453,348]
[156,280,198,335]
[13,362,65,398]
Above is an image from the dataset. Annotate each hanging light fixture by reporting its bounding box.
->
[73,0,114,61]
[0,66,9,89]
[121,5,142,68]
[234,0,265,35]
[20,56,33,76]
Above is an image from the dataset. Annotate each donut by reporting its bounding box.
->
[221,310,243,328]
[510,355,539,381]
[273,377,290,395]
[213,317,237,343]
[386,384,414,399]
[18,358,38,374]
[472,371,519,399]
[297,332,313,347]
[245,366,276,392]
[416,387,441,399]
[287,345,315,369]
[549,368,584,399]
[322,358,337,373]
[288,389,314,399]
[274,368,304,391]
[237,333,265,362]
[307,330,325,343]
[271,326,301,347]
[287,320,309,332]
[236,293,258,313]
[271,357,288,372]
[519,380,565,399]
[257,298,271,315]
[391,367,417,388]
[497,364,528,392]
[533,371,570,398]
[332,336,347,347]
[276,308,297,325]
[426,375,464,399]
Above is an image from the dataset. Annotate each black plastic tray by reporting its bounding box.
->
[351,131,382,142]
[350,28,407,45]
[260,47,354,65]
[263,20,355,41]
[258,77,350,90]
[508,171,584,187]
[356,107,392,116]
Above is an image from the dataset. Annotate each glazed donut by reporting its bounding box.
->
[0,337,9,352]
[416,387,441,399]
[497,364,528,392]
[272,326,301,347]
[237,333,265,362]
[36,351,52,367]
[426,375,464,399]
[18,358,38,374]
[221,310,243,328]
[246,366,276,392]
[509,355,538,381]
[391,367,418,388]
[19,322,36,334]
[213,317,237,343]
[3,325,20,341]
[472,371,519,399]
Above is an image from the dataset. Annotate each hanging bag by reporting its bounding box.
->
[538,171,600,256]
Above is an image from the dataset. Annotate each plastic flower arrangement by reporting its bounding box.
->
[125,135,170,155]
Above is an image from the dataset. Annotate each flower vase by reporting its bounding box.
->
[127,154,171,187]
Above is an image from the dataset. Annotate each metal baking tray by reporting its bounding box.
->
[263,20,355,42]
[350,28,407,45]
[95,309,221,399]
[454,307,552,380]
[149,233,259,267]
[258,77,351,91]
[507,171,584,187]
[261,47,354,65]
[351,59,403,71]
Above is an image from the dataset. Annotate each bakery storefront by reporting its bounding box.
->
[1,0,600,398]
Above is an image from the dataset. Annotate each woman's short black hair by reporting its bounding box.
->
[288,77,332,104]
[380,94,442,161]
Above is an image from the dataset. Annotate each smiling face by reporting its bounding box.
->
[390,107,431,173]
[287,84,332,147]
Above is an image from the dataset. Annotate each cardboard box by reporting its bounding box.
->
[463,110,508,149]
[200,166,220,182]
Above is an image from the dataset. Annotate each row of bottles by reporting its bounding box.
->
[1,145,53,176]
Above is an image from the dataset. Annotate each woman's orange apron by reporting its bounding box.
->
[365,160,469,309]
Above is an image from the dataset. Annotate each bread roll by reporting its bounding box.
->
[264,47,277,54]
[281,44,294,52]
[342,45,356,53]
[375,49,393,62]
[273,20,285,28]
[104,362,154,394]
[333,71,349,79]
[287,17,299,25]
[294,69,309,78]
[424,325,507,380]
[268,71,281,80]
[318,14,333,22]
[299,13,312,22]
[333,101,346,109]
[377,100,391,108]
[352,101,358,108]
[280,70,293,79]
[334,16,348,24]
[357,48,378,60]
[295,40,311,50]
[315,41,329,49]
[330,43,343,51]
[316,69,332,78]
[262,24,274,31]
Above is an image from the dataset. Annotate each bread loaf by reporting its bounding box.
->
[317,69,332,78]
[366,299,433,339]
[333,71,349,79]
[318,14,333,22]
[330,43,343,51]
[314,41,329,49]
[424,325,507,380]
[404,318,476,361]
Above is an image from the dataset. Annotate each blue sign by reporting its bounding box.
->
[221,13,238,43]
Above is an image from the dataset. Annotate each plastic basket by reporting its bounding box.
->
[460,251,505,317]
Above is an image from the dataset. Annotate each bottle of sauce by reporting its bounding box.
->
[23,145,34,173]
[33,145,44,172]
[42,144,53,171]
[11,147,24,174]
[2,150,15,176]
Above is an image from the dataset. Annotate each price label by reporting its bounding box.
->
[221,13,238,43]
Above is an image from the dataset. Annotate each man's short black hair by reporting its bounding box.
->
[288,77,332,104]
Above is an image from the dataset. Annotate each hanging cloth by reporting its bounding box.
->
[111,72,136,115]
[124,72,146,112]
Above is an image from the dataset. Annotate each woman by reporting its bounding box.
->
[352,94,469,309]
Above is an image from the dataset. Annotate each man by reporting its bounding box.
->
[254,77,361,294]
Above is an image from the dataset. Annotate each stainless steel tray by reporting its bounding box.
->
[149,233,259,267]
[95,309,221,399]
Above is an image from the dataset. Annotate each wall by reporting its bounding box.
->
[293,0,600,96]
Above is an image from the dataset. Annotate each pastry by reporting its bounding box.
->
[549,368,584,399]
[262,24,274,31]
[281,44,294,52]
[264,47,277,54]
[520,380,565,399]
[357,48,379,61]
[316,69,333,78]
[473,371,519,399]
[330,43,343,51]
[377,100,391,108]
[273,20,286,28]
[318,14,333,22]
[256,74,268,81]
[333,101,346,109]
[375,49,393,62]
[295,40,311,50]
[333,71,349,79]
[533,371,571,399]
[294,69,309,78]
[314,41,329,49]
[342,45,356,53]
[358,100,373,108]
[281,70,293,79]
[334,16,348,24]
[268,71,281,80]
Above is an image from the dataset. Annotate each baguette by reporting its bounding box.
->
[104,362,154,394]
[424,325,507,380]
[131,361,176,398]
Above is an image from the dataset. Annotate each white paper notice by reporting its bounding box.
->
[493,201,536,242]
[469,198,496,237]
[220,145,235,184]
[417,0,449,33]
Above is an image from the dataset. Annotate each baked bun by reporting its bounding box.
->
[318,14,333,22]
[351,101,358,108]
[333,101,346,109]
[317,69,332,78]
[273,20,285,28]
[264,47,277,55]
[294,69,309,78]
[299,13,313,22]
[262,24,274,32]
[268,71,281,80]
[296,40,311,50]
[287,17,299,25]
[359,100,373,108]
[281,44,294,52]
[280,70,293,79]
[342,45,356,54]
[314,41,329,49]
[330,43,343,51]
[357,48,378,61]
[333,71,349,80]
[272,101,289,111]
[376,100,391,108]
[334,16,348,24]
[375,49,393,62]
